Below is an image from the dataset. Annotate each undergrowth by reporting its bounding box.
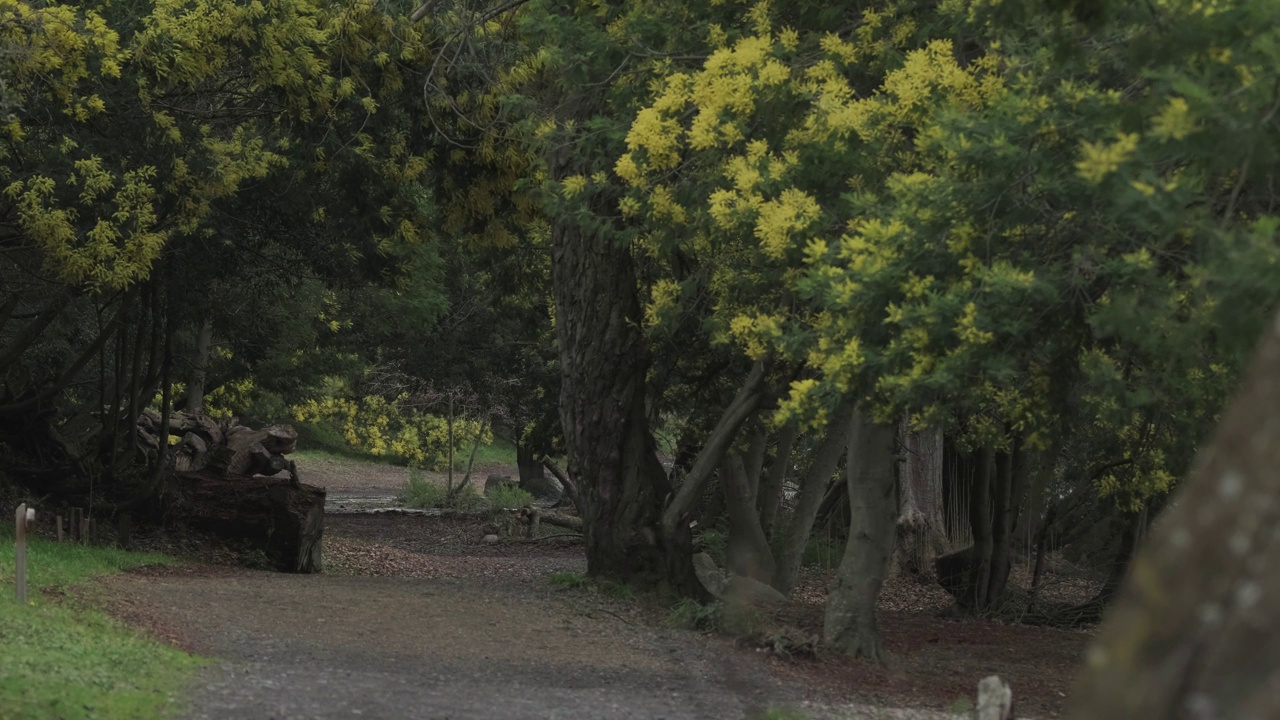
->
[547,572,637,600]
[0,525,202,720]
[487,484,534,510]
[400,468,484,510]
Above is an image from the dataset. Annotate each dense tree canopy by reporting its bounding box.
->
[2,0,1278,673]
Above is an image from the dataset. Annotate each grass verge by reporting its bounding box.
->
[0,524,203,720]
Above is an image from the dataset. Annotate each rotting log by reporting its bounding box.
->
[163,472,324,573]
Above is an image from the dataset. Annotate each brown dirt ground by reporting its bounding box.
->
[90,510,1092,720]
[77,453,1093,719]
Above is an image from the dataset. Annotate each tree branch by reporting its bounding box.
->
[661,360,767,538]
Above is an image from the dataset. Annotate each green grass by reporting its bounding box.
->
[0,526,203,720]
[469,435,518,467]
[548,571,592,589]
[666,597,723,630]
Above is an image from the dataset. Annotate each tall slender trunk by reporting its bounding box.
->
[773,409,852,594]
[758,421,798,540]
[186,311,213,415]
[986,448,1014,607]
[823,407,897,662]
[967,446,995,611]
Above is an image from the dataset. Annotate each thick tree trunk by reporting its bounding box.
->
[823,407,897,662]
[773,410,853,595]
[894,422,945,575]
[186,312,213,415]
[549,144,694,594]
[1069,309,1280,719]
[722,451,775,584]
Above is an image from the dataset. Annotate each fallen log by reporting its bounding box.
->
[164,472,324,572]
[516,506,583,532]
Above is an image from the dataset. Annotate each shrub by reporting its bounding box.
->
[401,468,483,509]
[667,598,723,631]
[487,484,534,510]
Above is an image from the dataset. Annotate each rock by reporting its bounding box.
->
[484,474,513,496]
[976,675,1013,720]
[693,552,727,599]
[483,534,500,544]
[724,574,789,607]
[519,472,563,501]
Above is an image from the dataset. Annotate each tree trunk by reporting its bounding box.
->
[549,143,695,595]
[967,447,995,611]
[894,422,945,575]
[758,421,798,540]
[773,409,852,595]
[1069,309,1280,720]
[823,407,897,663]
[722,450,775,584]
[186,312,213,415]
[986,448,1014,607]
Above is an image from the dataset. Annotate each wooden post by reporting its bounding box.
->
[56,515,64,542]
[70,507,82,543]
[15,503,27,604]
[87,518,97,546]
[118,514,132,550]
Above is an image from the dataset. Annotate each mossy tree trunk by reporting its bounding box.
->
[1069,309,1280,719]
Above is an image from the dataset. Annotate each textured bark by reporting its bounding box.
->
[550,144,695,594]
[823,407,897,662]
[1069,309,1280,719]
[773,410,853,595]
[758,421,798,540]
[185,312,213,415]
[894,422,945,575]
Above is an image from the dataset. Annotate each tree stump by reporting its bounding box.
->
[164,472,325,572]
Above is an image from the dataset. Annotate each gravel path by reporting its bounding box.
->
[100,518,805,720]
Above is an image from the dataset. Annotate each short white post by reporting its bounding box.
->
[15,503,29,603]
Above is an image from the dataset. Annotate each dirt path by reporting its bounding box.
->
[98,452,1086,720]
[102,515,809,720]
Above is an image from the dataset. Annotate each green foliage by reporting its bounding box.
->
[597,580,637,601]
[400,468,483,510]
[0,531,200,720]
[667,598,724,631]
[294,391,491,470]
[951,696,977,715]
[695,528,728,568]
[548,571,592,589]
[487,484,534,510]
[801,534,845,571]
